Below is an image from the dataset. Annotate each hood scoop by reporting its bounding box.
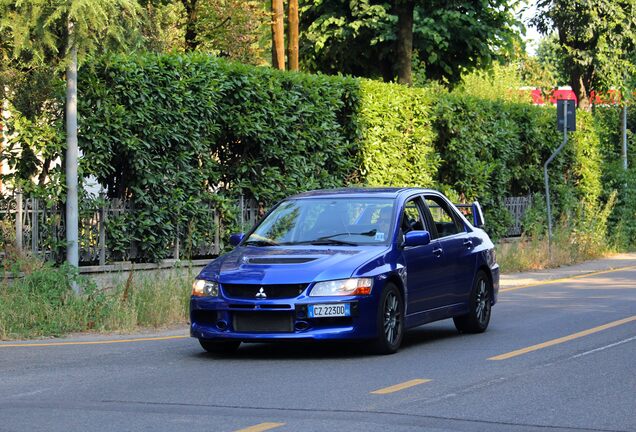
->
[246,256,318,265]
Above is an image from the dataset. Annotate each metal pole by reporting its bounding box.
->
[622,104,628,171]
[214,211,220,256]
[32,197,38,256]
[545,100,569,257]
[65,20,80,294]
[15,190,22,252]
[240,195,244,233]
[174,226,180,260]
[98,196,106,266]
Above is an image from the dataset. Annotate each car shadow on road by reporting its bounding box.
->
[191,324,460,361]
[401,325,460,349]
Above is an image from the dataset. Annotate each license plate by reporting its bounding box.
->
[308,303,351,318]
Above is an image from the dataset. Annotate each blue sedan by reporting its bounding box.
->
[190,188,499,354]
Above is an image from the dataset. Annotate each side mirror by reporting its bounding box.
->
[229,233,245,246]
[472,201,485,229]
[403,230,431,247]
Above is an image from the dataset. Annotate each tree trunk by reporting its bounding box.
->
[394,0,415,85]
[38,158,51,186]
[287,0,299,71]
[271,0,285,70]
[182,0,198,51]
[558,28,592,111]
[65,19,80,291]
[570,73,592,111]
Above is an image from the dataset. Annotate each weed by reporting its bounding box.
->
[0,255,194,340]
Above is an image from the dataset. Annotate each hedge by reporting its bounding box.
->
[72,52,635,261]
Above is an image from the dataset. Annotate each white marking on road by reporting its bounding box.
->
[570,335,636,359]
[8,388,49,399]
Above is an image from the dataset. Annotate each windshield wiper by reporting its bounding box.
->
[243,239,279,246]
[317,230,377,241]
[293,239,359,246]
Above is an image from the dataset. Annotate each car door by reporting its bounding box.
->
[400,196,447,315]
[423,194,476,307]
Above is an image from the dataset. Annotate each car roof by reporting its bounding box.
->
[287,187,437,200]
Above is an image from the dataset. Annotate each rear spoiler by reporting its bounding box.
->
[454,201,485,229]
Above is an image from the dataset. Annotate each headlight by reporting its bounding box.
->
[192,279,219,297]
[309,278,373,296]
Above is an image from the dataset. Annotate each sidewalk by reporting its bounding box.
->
[500,252,636,288]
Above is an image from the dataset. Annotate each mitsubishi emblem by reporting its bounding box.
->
[255,287,267,298]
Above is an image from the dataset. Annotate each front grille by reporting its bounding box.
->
[222,283,307,299]
[233,312,293,333]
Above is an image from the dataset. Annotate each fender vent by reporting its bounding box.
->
[247,257,317,264]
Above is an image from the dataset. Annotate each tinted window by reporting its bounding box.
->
[425,196,464,237]
[400,198,427,233]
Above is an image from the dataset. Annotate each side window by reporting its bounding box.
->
[424,196,464,238]
[400,198,427,234]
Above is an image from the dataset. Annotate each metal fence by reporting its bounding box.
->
[1,193,531,265]
[0,192,260,265]
[504,195,532,237]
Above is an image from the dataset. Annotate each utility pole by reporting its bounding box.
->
[66,19,80,293]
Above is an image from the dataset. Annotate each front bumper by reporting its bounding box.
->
[190,295,379,341]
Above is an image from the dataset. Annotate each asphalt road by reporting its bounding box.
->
[1,266,635,432]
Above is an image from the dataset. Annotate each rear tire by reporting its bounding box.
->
[199,339,241,354]
[373,283,404,354]
[453,271,492,334]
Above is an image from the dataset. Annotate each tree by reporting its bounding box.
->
[535,34,569,86]
[395,0,415,84]
[195,0,269,64]
[300,0,521,86]
[288,0,299,70]
[0,0,139,280]
[138,0,270,64]
[532,0,636,110]
[272,0,285,69]
[182,0,199,51]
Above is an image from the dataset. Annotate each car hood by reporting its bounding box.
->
[197,245,390,285]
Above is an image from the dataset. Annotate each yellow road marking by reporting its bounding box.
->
[0,335,188,348]
[370,378,431,395]
[500,265,636,292]
[234,422,285,432]
[488,315,636,360]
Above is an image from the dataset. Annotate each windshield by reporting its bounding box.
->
[243,198,395,246]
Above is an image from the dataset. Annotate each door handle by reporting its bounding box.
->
[463,239,473,249]
[433,247,443,257]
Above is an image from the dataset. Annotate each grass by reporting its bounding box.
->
[0,255,194,340]
[496,226,611,273]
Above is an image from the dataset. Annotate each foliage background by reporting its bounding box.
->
[3,52,636,262]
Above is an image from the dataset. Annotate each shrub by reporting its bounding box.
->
[357,80,439,187]
[3,52,632,261]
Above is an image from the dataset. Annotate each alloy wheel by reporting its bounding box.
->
[384,292,402,346]
[475,278,491,325]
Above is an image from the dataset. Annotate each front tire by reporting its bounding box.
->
[453,270,492,334]
[373,283,404,354]
[199,339,241,354]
